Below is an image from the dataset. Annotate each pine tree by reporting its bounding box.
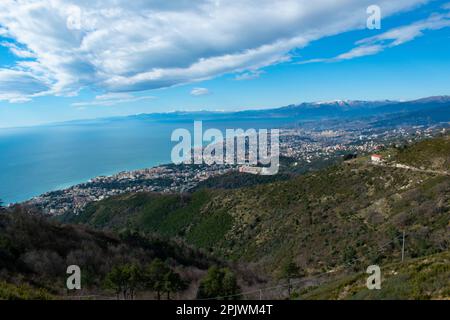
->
[105,264,142,299]
[144,258,170,300]
[280,259,303,299]
[164,270,185,300]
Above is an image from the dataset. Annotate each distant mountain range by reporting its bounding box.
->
[127,95,450,123]
[49,95,450,128]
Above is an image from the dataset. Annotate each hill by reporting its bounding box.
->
[68,135,450,285]
[0,207,219,299]
[301,250,449,300]
[395,135,450,171]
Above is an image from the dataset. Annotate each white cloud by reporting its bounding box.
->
[235,70,265,81]
[1,42,35,58]
[0,0,433,102]
[300,10,450,64]
[190,87,210,96]
[0,68,50,102]
[72,93,155,107]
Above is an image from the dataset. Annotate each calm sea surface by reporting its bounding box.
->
[0,117,285,204]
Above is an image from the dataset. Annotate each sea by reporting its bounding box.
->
[0,116,287,204]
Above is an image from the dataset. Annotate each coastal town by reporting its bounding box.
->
[24,124,447,216]
[25,164,235,216]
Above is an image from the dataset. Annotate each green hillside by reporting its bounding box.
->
[64,190,234,249]
[301,250,449,300]
[63,135,450,298]
[395,134,450,171]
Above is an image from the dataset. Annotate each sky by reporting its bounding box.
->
[0,0,449,128]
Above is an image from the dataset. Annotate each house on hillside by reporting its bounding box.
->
[239,166,263,175]
[371,154,383,163]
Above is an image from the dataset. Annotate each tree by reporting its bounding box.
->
[343,153,357,161]
[105,264,142,300]
[142,259,186,300]
[196,266,241,300]
[144,258,170,300]
[163,269,186,300]
[222,268,240,298]
[280,259,302,299]
[127,264,143,300]
[105,265,129,300]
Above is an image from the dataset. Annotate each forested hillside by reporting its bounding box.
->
[0,207,226,299]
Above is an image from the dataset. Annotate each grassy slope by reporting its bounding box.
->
[69,136,450,294]
[396,134,450,170]
[301,250,449,300]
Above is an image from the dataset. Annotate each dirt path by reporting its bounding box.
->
[371,162,450,176]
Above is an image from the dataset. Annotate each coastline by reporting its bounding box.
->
[22,162,237,215]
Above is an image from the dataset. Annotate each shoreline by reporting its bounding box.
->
[5,160,170,207]
[22,162,237,216]
[8,124,449,213]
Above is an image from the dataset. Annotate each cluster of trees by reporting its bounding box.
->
[105,261,243,300]
[343,153,357,161]
[196,266,241,300]
[105,258,186,300]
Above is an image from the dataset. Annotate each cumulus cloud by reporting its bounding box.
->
[300,10,450,64]
[190,87,210,96]
[0,0,433,102]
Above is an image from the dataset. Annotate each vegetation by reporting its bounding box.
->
[0,281,53,300]
[2,135,449,299]
[143,258,186,300]
[65,190,235,250]
[192,171,292,191]
[196,266,241,300]
[396,134,450,171]
[279,259,303,298]
[104,260,186,300]
[301,250,450,300]
[71,136,450,280]
[0,207,216,299]
[104,264,142,300]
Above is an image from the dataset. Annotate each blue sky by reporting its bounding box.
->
[0,0,449,128]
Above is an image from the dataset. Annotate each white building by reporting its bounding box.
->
[239,166,263,175]
[371,154,383,163]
